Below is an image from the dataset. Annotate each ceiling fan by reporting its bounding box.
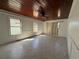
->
[33,0,48,18]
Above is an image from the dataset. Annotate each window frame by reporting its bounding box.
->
[9,18,22,35]
[33,22,38,33]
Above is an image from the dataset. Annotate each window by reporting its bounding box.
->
[57,22,60,29]
[10,18,21,35]
[33,22,38,33]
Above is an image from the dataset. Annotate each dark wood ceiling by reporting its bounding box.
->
[0,0,73,21]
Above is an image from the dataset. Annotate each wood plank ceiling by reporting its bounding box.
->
[0,0,73,21]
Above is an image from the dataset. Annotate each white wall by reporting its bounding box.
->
[0,12,10,44]
[0,10,44,44]
[67,0,79,59]
[67,18,79,59]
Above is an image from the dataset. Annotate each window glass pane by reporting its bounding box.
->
[33,23,38,28]
[10,18,20,26]
[11,27,21,35]
[33,23,38,32]
[58,22,60,29]
[10,18,22,35]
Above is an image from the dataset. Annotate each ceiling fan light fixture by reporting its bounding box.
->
[58,9,61,18]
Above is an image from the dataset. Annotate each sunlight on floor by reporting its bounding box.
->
[22,38,34,42]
